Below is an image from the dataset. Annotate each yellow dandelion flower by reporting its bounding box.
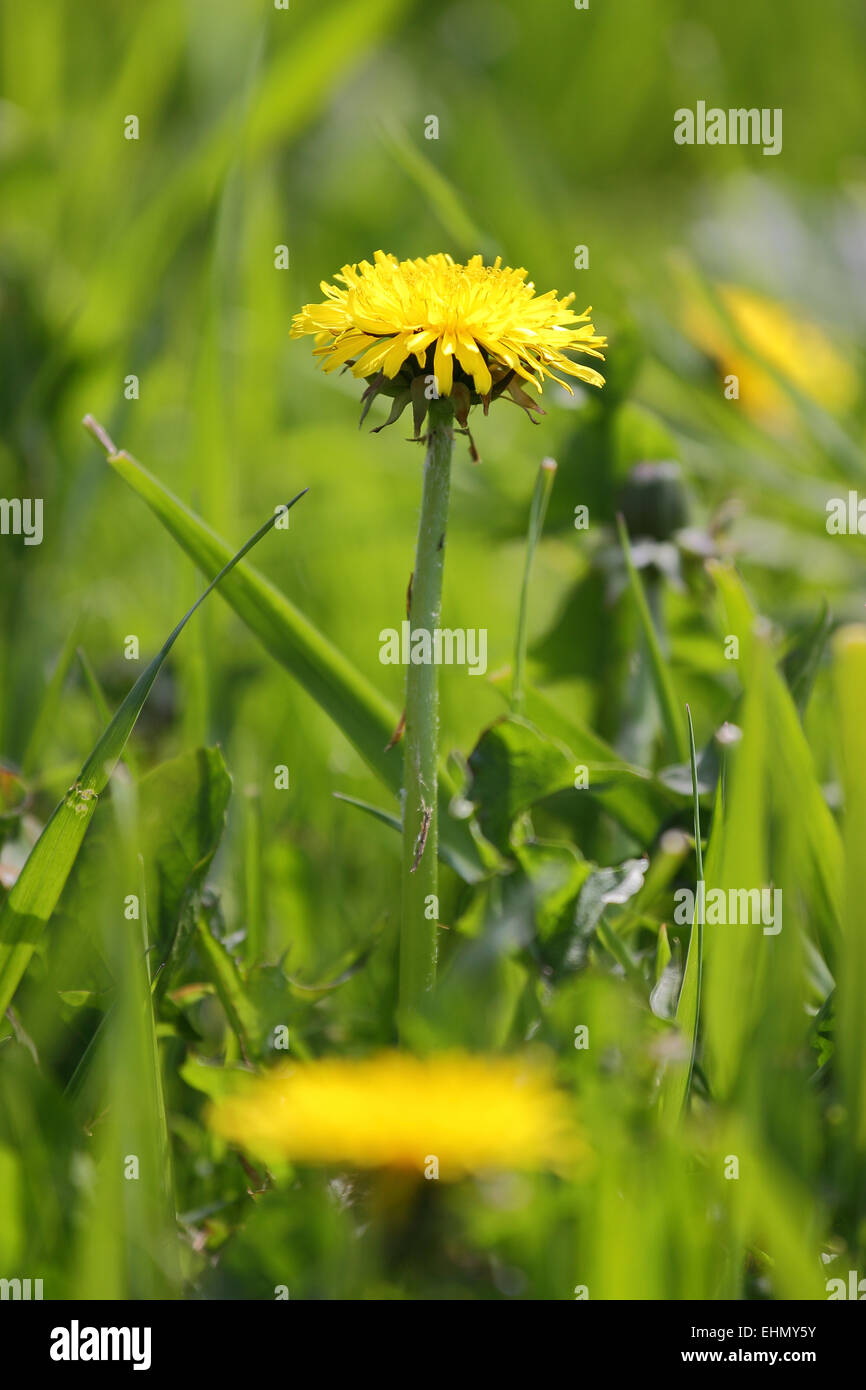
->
[208,1051,582,1179]
[291,250,606,436]
[685,284,857,426]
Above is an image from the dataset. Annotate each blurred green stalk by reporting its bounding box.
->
[399,399,454,1030]
[683,703,704,1114]
[512,456,557,714]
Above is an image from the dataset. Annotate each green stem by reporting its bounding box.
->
[683,703,704,1113]
[399,399,454,1031]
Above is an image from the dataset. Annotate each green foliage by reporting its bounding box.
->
[2,0,865,1301]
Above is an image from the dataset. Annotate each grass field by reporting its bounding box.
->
[2,0,866,1302]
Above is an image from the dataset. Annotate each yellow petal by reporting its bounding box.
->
[454,332,492,395]
[433,334,453,396]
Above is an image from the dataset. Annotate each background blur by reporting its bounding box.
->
[2,0,866,1300]
[4,0,866,968]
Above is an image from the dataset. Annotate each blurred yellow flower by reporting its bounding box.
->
[291,250,606,433]
[209,1051,581,1179]
[685,285,857,425]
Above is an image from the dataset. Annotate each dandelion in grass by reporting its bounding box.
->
[291,250,607,437]
[292,252,606,1033]
[209,1052,582,1177]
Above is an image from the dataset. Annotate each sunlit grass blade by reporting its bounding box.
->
[710,560,842,966]
[701,636,797,1111]
[0,469,306,1016]
[832,625,866,1165]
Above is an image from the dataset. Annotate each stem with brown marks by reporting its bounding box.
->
[399,398,454,1034]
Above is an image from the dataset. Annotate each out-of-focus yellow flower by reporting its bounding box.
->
[208,1051,582,1179]
[291,250,606,435]
[685,285,857,426]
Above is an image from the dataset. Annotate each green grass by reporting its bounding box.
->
[1,0,866,1301]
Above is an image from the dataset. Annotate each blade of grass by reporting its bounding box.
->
[0,466,307,1016]
[682,705,704,1112]
[832,625,866,1165]
[195,901,264,1065]
[710,560,842,965]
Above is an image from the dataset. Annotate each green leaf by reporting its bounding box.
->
[573,858,648,982]
[467,716,576,852]
[514,839,592,946]
[195,900,264,1064]
[493,680,678,842]
[467,711,678,855]
[57,988,107,1009]
[179,1053,248,1102]
[650,925,681,1020]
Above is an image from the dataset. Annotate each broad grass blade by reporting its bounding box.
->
[0,483,306,1015]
